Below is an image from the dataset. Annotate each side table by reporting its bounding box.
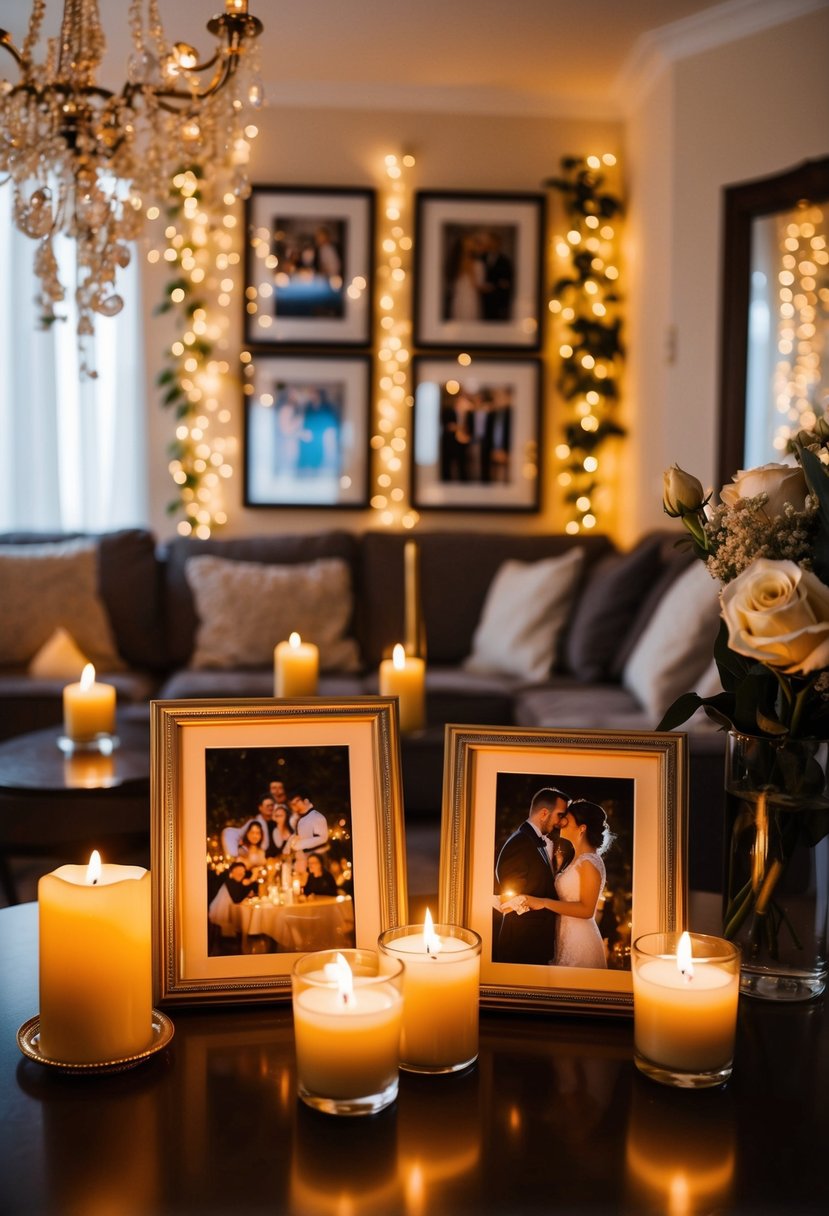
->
[0,717,151,904]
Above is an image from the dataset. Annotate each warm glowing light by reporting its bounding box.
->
[676,931,694,980]
[85,850,102,885]
[423,908,442,956]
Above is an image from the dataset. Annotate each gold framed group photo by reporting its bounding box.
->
[439,727,687,1015]
[151,698,407,1005]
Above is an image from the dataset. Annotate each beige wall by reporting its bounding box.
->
[143,107,621,540]
[625,5,829,540]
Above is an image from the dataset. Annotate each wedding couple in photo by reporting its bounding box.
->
[443,227,515,322]
[494,787,612,969]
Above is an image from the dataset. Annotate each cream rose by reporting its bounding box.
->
[719,463,808,517]
[663,464,705,517]
[720,558,829,674]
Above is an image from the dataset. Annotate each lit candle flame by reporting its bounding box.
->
[676,931,694,981]
[323,951,354,1006]
[86,850,102,885]
[289,632,301,649]
[393,643,406,670]
[423,908,442,958]
[80,663,96,691]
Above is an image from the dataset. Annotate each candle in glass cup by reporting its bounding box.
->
[632,931,740,1088]
[379,913,481,1073]
[274,632,319,697]
[379,643,425,733]
[38,851,153,1064]
[292,949,404,1115]
[63,663,116,741]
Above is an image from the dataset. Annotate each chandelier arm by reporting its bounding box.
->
[0,30,27,70]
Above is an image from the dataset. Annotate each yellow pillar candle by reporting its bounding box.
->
[292,949,404,1115]
[38,851,153,1064]
[63,663,116,741]
[632,931,740,1087]
[274,632,319,697]
[379,914,481,1073]
[379,643,425,733]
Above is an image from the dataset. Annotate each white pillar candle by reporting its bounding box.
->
[274,632,319,697]
[379,643,425,733]
[292,950,404,1115]
[632,932,740,1083]
[62,663,116,741]
[379,914,481,1073]
[38,851,153,1064]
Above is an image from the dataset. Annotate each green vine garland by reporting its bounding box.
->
[546,155,625,532]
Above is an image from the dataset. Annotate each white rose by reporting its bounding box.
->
[719,463,808,516]
[663,464,705,517]
[720,558,829,674]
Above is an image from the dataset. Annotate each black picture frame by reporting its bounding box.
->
[243,352,371,509]
[410,355,541,512]
[414,191,545,351]
[244,186,375,347]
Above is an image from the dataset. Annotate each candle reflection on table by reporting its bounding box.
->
[624,1075,736,1214]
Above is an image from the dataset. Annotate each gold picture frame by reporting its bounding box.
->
[438,727,687,1016]
[151,698,407,1005]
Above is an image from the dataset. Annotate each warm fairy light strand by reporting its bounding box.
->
[151,165,250,536]
[371,153,419,530]
[547,154,624,535]
[773,203,828,452]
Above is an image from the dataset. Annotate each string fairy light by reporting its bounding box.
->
[152,165,247,537]
[371,152,419,530]
[773,203,828,452]
[546,154,625,534]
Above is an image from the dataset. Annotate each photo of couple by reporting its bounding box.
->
[493,774,633,971]
[441,223,516,323]
[271,213,346,319]
[270,379,343,479]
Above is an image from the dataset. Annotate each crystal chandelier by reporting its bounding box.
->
[0,1,263,360]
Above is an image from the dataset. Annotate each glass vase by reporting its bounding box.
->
[724,731,829,1001]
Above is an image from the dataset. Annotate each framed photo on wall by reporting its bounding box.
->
[414,191,545,350]
[244,352,371,508]
[244,186,374,346]
[151,698,408,1005]
[438,727,687,1015]
[411,355,541,511]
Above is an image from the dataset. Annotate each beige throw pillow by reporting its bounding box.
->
[185,554,361,671]
[28,626,91,679]
[463,548,585,682]
[0,539,122,670]
[622,560,722,720]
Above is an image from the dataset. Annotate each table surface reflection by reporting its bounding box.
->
[1,903,828,1216]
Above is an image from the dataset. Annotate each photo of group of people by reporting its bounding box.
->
[492,772,633,971]
[206,746,355,958]
[438,380,513,485]
[441,224,516,323]
[271,214,346,319]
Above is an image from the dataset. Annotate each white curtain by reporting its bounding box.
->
[0,184,149,533]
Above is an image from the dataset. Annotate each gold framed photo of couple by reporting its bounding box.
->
[243,352,371,509]
[151,698,408,1005]
[410,355,541,512]
[243,185,375,347]
[413,191,545,350]
[438,727,687,1015]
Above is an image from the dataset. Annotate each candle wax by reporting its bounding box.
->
[383,934,479,1069]
[293,981,402,1098]
[633,958,739,1071]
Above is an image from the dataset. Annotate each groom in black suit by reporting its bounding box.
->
[494,788,570,964]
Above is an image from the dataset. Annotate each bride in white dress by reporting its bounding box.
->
[521,800,611,969]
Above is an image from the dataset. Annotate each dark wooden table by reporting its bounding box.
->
[0,719,151,903]
[2,902,827,1215]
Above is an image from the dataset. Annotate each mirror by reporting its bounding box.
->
[718,156,829,487]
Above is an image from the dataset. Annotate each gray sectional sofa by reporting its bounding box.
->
[0,526,728,889]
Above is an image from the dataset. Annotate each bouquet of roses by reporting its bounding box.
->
[660,419,829,958]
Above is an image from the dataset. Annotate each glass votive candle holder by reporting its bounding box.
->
[378,922,481,1074]
[291,948,403,1116]
[632,931,740,1089]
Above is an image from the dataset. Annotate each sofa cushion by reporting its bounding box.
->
[563,533,668,681]
[0,528,165,671]
[184,554,361,671]
[512,679,655,730]
[622,560,722,720]
[27,627,91,679]
[161,531,360,668]
[158,669,364,700]
[463,549,584,681]
[0,538,124,670]
[609,539,694,679]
